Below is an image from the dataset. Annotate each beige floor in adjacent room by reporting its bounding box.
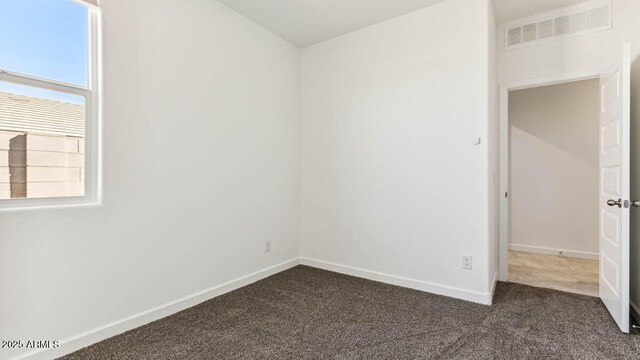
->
[508,251,599,297]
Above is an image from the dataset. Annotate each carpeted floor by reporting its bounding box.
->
[62,266,640,359]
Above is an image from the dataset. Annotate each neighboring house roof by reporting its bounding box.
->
[0,92,85,138]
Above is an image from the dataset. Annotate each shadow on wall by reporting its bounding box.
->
[8,134,25,198]
[509,79,600,166]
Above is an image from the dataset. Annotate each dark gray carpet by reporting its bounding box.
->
[61,266,640,359]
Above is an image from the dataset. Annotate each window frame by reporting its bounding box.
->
[0,0,102,212]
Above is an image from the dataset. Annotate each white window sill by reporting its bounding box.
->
[0,197,103,213]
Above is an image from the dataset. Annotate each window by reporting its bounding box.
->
[0,0,100,209]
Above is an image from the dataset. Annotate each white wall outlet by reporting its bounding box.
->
[462,255,472,270]
[265,239,272,252]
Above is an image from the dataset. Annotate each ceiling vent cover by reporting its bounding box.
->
[505,0,611,51]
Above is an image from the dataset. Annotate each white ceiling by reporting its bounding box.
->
[219,0,594,47]
[492,0,591,24]
[217,0,447,47]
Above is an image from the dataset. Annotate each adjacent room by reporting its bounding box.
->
[1,0,640,359]
[507,79,600,297]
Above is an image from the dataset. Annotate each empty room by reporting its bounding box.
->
[507,79,601,296]
[1,0,640,359]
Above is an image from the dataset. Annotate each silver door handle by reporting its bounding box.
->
[607,199,622,208]
[632,200,640,208]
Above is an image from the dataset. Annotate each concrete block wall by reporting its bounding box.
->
[0,131,84,199]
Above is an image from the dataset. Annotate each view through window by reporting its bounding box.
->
[0,0,92,200]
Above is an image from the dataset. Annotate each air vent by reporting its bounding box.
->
[505,0,611,51]
[554,15,571,36]
[571,11,589,33]
[537,19,553,39]
[507,27,522,46]
[522,23,537,42]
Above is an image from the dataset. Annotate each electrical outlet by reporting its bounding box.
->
[265,239,272,253]
[462,255,472,270]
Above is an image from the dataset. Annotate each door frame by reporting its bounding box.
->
[498,70,606,281]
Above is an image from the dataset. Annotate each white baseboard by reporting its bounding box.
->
[10,258,300,360]
[489,271,498,305]
[509,244,598,260]
[13,257,497,360]
[299,257,493,305]
[631,301,640,325]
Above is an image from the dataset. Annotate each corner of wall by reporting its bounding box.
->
[487,0,499,294]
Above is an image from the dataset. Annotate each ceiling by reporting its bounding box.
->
[492,0,590,24]
[219,0,594,47]
[217,0,447,47]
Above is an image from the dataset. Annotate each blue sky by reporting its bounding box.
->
[0,0,88,104]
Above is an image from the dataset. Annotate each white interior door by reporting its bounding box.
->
[599,44,631,333]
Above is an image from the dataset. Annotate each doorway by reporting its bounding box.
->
[506,78,600,296]
[498,46,632,334]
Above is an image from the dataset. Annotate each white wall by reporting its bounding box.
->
[300,0,494,303]
[509,79,600,258]
[0,0,300,359]
[624,0,640,59]
[488,1,499,291]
